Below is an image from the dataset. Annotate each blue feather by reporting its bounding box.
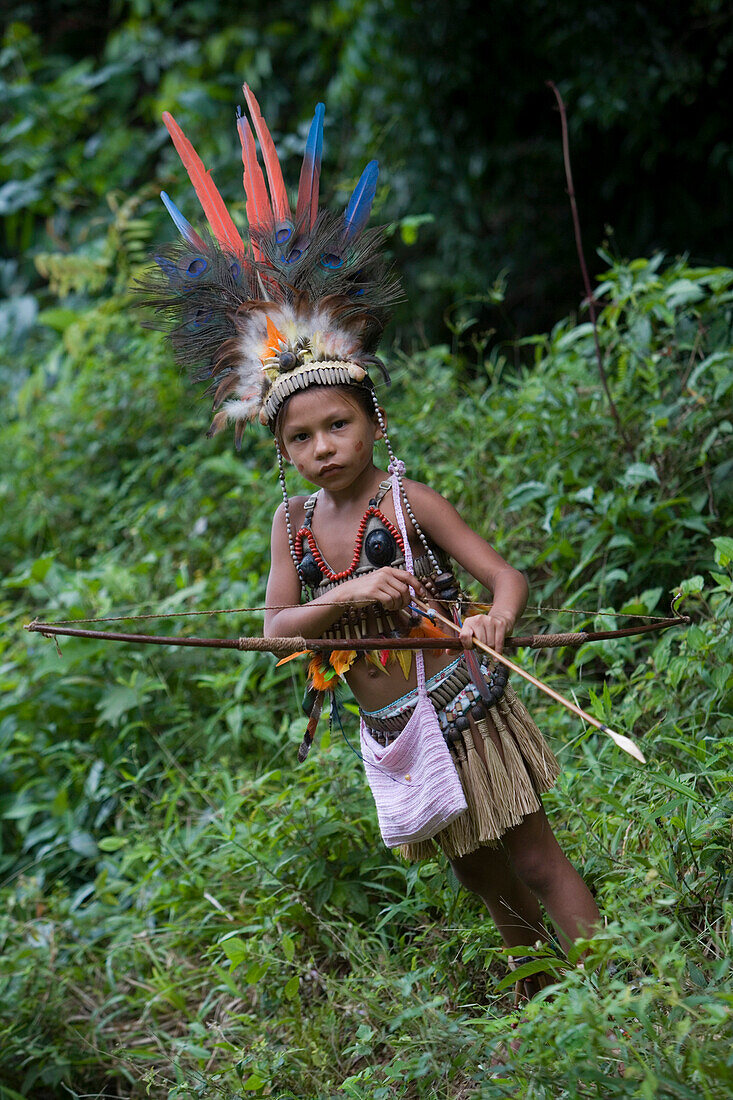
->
[160,191,206,249]
[304,102,325,164]
[295,103,325,231]
[342,160,379,244]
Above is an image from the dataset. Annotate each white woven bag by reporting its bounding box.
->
[359,468,467,847]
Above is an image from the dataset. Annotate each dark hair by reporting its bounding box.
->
[272,383,377,447]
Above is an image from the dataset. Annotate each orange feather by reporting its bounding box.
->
[408,620,451,641]
[162,111,245,257]
[262,316,285,360]
[237,113,271,261]
[242,84,292,225]
[275,649,309,667]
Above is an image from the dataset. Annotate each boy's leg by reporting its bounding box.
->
[450,844,550,948]
[500,806,600,950]
[450,844,553,1001]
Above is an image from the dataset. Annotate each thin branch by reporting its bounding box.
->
[547,80,633,455]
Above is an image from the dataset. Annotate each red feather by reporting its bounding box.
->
[237,114,271,261]
[162,111,245,257]
[242,84,292,226]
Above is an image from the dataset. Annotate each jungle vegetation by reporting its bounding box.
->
[1,2,732,1097]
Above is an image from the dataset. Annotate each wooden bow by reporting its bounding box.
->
[25,605,691,766]
[24,612,688,655]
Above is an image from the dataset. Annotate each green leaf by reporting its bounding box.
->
[398,213,434,245]
[495,957,563,992]
[554,322,594,349]
[36,307,80,333]
[686,624,707,651]
[242,1073,266,1091]
[68,830,98,858]
[665,278,705,308]
[621,462,660,486]
[679,575,705,594]
[97,685,145,726]
[505,481,548,508]
[282,933,295,962]
[283,974,299,999]
[221,936,248,971]
[245,960,269,984]
[713,536,733,566]
[97,836,129,852]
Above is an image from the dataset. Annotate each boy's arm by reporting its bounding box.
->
[264,504,427,638]
[404,481,528,653]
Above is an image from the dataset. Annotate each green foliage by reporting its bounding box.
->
[1,251,732,1096]
[397,255,733,612]
[3,6,733,1093]
[3,1,733,342]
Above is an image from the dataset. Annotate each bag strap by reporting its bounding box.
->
[372,478,393,507]
[389,473,427,696]
[303,490,320,522]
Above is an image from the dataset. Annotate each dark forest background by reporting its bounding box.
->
[3,0,733,343]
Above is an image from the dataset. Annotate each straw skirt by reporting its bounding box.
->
[395,685,559,862]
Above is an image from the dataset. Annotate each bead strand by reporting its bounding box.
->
[399,481,441,574]
[370,389,441,574]
[295,506,404,582]
[276,443,301,573]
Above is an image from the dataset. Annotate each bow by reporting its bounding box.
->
[24,613,688,655]
[25,602,690,766]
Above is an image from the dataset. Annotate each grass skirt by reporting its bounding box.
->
[398,685,559,862]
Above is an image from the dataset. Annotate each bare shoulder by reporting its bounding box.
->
[401,476,489,556]
[400,478,460,522]
[400,477,520,590]
[271,494,310,532]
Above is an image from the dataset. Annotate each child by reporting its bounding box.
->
[263,382,600,995]
[145,86,599,998]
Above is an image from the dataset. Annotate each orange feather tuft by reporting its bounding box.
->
[263,315,285,359]
[408,620,451,641]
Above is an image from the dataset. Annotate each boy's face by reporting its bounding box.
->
[280,387,383,490]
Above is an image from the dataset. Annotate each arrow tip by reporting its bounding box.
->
[601,724,646,764]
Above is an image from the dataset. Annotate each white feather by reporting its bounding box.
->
[222,393,262,421]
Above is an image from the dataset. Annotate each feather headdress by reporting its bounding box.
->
[139,86,401,444]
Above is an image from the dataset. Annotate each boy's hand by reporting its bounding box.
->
[334,567,426,611]
[459,611,514,655]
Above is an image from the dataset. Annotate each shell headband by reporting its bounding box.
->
[139,85,401,445]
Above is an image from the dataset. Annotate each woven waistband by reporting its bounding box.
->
[359,659,474,733]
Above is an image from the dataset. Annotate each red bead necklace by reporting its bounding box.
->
[295,505,404,583]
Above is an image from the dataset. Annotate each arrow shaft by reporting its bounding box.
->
[412,600,647,762]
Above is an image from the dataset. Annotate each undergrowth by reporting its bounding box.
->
[1,255,732,1097]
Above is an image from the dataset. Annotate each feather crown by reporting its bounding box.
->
[139,86,400,446]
